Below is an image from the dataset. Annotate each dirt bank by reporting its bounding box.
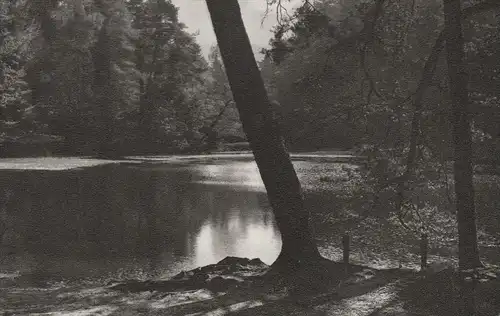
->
[3,256,499,315]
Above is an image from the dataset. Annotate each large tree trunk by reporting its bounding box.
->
[443,0,481,269]
[205,0,322,270]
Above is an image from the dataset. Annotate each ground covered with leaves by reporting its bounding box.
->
[2,256,500,315]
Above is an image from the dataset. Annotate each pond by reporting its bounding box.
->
[1,155,499,291]
[1,156,350,286]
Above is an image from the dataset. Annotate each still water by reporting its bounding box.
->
[0,160,285,284]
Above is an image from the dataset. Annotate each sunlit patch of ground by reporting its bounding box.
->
[0,272,20,279]
[2,257,500,315]
[315,281,400,316]
[30,305,118,316]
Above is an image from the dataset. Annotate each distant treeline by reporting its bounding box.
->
[1,0,499,159]
[0,0,244,157]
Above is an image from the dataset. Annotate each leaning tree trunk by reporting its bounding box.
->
[205,0,322,270]
[443,0,481,269]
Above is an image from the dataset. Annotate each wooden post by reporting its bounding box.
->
[459,271,477,316]
[342,233,350,264]
[420,233,428,270]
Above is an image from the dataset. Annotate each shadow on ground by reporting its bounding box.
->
[2,257,500,316]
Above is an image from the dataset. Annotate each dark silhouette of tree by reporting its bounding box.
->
[92,0,139,158]
[205,0,323,273]
[92,16,115,157]
[443,0,481,269]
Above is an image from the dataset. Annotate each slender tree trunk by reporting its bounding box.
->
[139,42,160,153]
[394,32,445,220]
[32,2,57,135]
[443,0,481,269]
[398,0,500,201]
[93,18,115,158]
[135,43,150,154]
[139,76,155,153]
[205,0,322,269]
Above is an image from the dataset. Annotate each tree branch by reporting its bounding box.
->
[208,98,233,130]
[321,0,387,101]
[361,0,387,100]
[263,0,292,26]
[360,43,385,102]
[394,0,500,216]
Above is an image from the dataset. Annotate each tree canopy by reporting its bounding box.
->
[0,0,245,156]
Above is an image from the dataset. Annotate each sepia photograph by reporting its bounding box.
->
[1,0,499,315]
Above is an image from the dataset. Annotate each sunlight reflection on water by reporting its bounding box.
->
[0,158,355,284]
[194,162,265,190]
[192,207,281,266]
[0,157,136,170]
[0,160,283,282]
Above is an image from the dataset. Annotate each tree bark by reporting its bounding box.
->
[443,0,481,269]
[394,32,445,219]
[93,18,115,158]
[403,0,500,182]
[205,0,322,270]
[139,41,161,153]
[394,0,500,224]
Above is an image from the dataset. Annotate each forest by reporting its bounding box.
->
[0,0,499,255]
[0,0,245,157]
[1,0,500,314]
[1,0,499,160]
[1,0,500,264]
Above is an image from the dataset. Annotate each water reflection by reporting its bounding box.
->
[0,162,280,284]
[194,162,265,191]
[192,206,281,267]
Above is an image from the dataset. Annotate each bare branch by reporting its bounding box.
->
[358,0,387,102]
[360,43,384,102]
[319,0,388,100]
[397,208,413,231]
[397,0,500,185]
[261,1,272,27]
[209,98,233,129]
[278,2,292,21]
[262,0,292,27]
[394,0,500,218]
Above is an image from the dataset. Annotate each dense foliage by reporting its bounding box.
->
[263,0,498,154]
[0,0,242,157]
[261,0,500,262]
